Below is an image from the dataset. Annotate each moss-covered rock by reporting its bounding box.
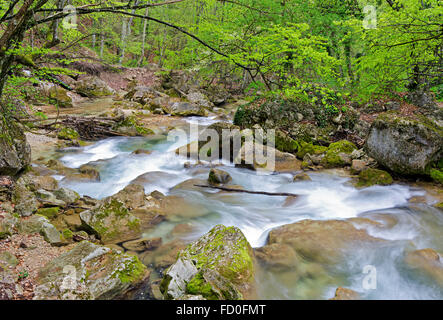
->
[34,241,149,300]
[48,86,73,108]
[74,76,115,98]
[19,214,62,245]
[36,207,60,219]
[430,169,443,184]
[365,112,443,176]
[0,114,31,176]
[320,140,357,168]
[57,126,79,141]
[79,198,141,244]
[208,168,232,185]
[12,178,39,217]
[357,168,393,187]
[161,225,255,300]
[296,141,328,159]
[274,130,299,153]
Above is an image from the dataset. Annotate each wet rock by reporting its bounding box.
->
[161,225,255,300]
[357,168,393,187]
[34,241,149,300]
[330,287,360,300]
[75,76,115,98]
[140,240,187,270]
[404,248,443,286]
[132,149,153,155]
[267,219,383,263]
[208,169,232,185]
[0,115,31,176]
[78,164,101,181]
[122,237,162,252]
[255,243,298,271]
[365,112,442,175]
[293,172,312,181]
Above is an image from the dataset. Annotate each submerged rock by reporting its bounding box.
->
[161,225,255,300]
[267,219,383,264]
[365,112,442,176]
[34,241,149,300]
[404,248,443,286]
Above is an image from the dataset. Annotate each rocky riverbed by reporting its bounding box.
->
[1,66,442,300]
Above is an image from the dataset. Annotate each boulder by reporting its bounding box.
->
[320,140,357,168]
[34,189,66,207]
[29,175,59,191]
[186,90,213,109]
[48,86,73,108]
[365,112,442,175]
[208,169,232,185]
[79,198,142,244]
[12,181,39,217]
[19,215,62,245]
[357,168,393,187]
[53,187,80,204]
[124,86,162,105]
[109,184,146,209]
[254,243,299,271]
[78,164,101,181]
[0,115,31,176]
[74,76,115,98]
[0,213,19,240]
[161,225,255,300]
[163,102,208,117]
[34,241,149,300]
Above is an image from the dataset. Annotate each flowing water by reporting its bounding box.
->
[54,118,443,300]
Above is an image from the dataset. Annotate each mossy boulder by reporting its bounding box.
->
[34,241,149,300]
[274,130,299,153]
[0,115,31,176]
[320,140,357,168]
[163,101,208,117]
[161,225,255,300]
[48,86,73,108]
[79,198,142,244]
[365,112,443,176]
[430,169,443,184]
[57,126,79,141]
[74,76,115,98]
[36,207,60,219]
[296,141,328,159]
[208,168,232,185]
[12,178,39,217]
[357,168,393,187]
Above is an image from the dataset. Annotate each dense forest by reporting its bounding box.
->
[0,0,442,302]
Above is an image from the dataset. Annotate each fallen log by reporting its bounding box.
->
[194,184,298,197]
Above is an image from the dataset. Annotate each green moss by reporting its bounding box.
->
[36,207,60,219]
[115,254,147,284]
[62,228,73,239]
[296,141,328,159]
[186,272,218,300]
[275,131,299,153]
[58,127,79,140]
[321,140,356,168]
[357,168,393,187]
[430,169,443,184]
[0,231,11,240]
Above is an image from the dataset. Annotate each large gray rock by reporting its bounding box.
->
[163,101,208,117]
[161,225,255,300]
[74,76,115,98]
[0,116,31,176]
[34,241,149,300]
[365,112,443,175]
[12,180,39,217]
